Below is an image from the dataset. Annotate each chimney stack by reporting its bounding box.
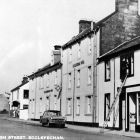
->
[79,19,95,33]
[115,0,138,14]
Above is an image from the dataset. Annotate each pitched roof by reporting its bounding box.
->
[28,61,62,79]
[98,36,140,62]
[11,81,29,92]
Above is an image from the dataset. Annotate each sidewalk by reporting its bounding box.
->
[5,117,140,138]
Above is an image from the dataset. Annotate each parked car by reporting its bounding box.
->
[40,110,66,127]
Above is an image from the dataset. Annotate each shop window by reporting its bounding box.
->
[23,90,29,99]
[104,93,110,121]
[105,60,111,81]
[120,52,134,80]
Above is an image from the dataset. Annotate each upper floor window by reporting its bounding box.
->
[88,37,92,55]
[88,66,92,85]
[23,90,29,99]
[69,48,72,62]
[46,74,50,88]
[54,70,57,85]
[105,60,111,81]
[77,43,81,59]
[120,52,134,80]
[40,76,44,89]
[77,70,80,87]
[68,73,71,89]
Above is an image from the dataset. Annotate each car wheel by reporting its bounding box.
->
[48,121,51,127]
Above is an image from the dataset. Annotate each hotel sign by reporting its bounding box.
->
[73,60,84,68]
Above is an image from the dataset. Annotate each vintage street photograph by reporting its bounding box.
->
[0,0,140,140]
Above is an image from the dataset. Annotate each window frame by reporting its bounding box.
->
[104,93,110,121]
[68,73,72,89]
[77,70,80,88]
[66,98,72,115]
[120,52,134,80]
[87,66,92,85]
[76,97,80,115]
[23,90,29,99]
[105,60,111,82]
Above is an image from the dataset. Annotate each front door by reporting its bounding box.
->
[129,94,136,132]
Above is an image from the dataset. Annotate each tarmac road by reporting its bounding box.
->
[0,115,139,140]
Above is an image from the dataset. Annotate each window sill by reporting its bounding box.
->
[105,79,110,82]
[76,114,80,116]
[87,83,92,86]
[66,114,72,116]
[76,86,80,88]
[84,113,92,116]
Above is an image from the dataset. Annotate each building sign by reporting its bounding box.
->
[44,89,53,93]
[73,60,84,68]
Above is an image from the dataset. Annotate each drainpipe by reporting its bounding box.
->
[92,28,97,125]
[34,75,37,120]
[73,68,76,123]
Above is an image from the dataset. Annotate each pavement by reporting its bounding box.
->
[4,116,140,138]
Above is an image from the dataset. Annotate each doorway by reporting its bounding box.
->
[128,93,136,132]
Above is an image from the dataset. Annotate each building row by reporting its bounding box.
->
[10,0,140,132]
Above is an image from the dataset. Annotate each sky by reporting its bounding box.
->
[0,0,115,94]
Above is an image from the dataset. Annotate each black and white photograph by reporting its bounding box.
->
[0,0,140,139]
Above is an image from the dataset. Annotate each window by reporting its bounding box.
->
[76,97,80,115]
[68,73,71,89]
[104,93,110,121]
[46,74,50,88]
[46,96,50,110]
[23,104,28,109]
[77,70,80,87]
[88,66,92,85]
[86,96,92,114]
[120,52,134,80]
[77,43,81,59]
[67,98,72,115]
[105,60,111,81]
[54,95,57,110]
[69,48,72,62]
[40,76,44,89]
[88,37,92,54]
[54,70,57,85]
[23,90,29,99]
[137,93,140,124]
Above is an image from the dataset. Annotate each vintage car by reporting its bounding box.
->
[40,110,66,127]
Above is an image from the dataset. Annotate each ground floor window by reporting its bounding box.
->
[104,93,110,121]
[137,93,140,124]
[67,98,72,115]
[76,97,80,115]
[85,95,92,115]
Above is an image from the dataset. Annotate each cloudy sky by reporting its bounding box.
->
[0,0,115,94]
